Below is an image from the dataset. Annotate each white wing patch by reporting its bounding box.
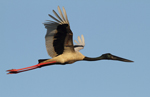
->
[74,35,85,51]
[44,21,58,58]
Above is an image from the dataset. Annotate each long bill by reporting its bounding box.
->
[7,61,56,74]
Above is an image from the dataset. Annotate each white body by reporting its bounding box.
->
[43,51,85,64]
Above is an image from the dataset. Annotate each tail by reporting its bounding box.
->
[38,59,49,63]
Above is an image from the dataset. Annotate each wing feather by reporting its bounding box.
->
[58,6,66,22]
[74,35,85,51]
[44,21,59,57]
[43,6,73,58]
[48,14,61,23]
[78,36,82,43]
[53,10,63,22]
[81,35,85,44]
[63,7,69,25]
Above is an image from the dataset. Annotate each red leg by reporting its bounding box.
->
[7,61,56,74]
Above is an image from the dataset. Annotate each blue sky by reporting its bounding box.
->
[1,0,150,97]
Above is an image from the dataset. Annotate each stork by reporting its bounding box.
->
[7,6,133,74]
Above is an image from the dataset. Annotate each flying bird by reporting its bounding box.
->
[7,6,133,74]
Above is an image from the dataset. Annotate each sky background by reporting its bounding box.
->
[1,0,150,97]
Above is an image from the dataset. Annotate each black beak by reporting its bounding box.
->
[107,54,133,62]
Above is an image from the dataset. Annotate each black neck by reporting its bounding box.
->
[83,56,102,61]
[83,53,133,62]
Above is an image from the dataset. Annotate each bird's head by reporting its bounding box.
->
[99,53,133,62]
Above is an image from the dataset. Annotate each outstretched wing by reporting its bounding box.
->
[74,35,85,51]
[43,6,74,58]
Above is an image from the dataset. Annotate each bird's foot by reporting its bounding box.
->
[7,69,19,74]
